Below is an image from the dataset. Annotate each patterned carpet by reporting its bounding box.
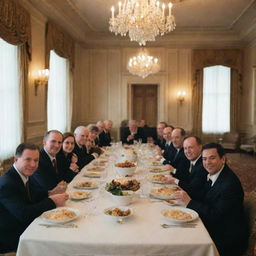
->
[226,153,256,197]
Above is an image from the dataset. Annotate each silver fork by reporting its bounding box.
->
[161,223,196,228]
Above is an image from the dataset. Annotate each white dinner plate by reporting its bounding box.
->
[73,181,99,190]
[149,167,167,173]
[163,199,179,206]
[86,166,105,172]
[149,161,163,167]
[161,207,198,223]
[93,160,107,166]
[41,207,80,224]
[84,172,102,178]
[147,174,168,184]
[69,191,91,201]
[150,186,178,200]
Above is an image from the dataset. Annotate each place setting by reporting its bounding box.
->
[86,165,105,172]
[160,207,199,229]
[69,191,92,201]
[103,206,133,224]
[83,171,102,178]
[147,173,171,184]
[38,207,81,228]
[73,180,99,190]
[150,185,180,200]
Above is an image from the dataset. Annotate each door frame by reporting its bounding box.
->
[121,74,167,123]
[131,83,158,125]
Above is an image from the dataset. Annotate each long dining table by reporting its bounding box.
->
[17,144,219,256]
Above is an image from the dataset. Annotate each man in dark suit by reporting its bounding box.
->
[73,126,99,169]
[161,126,175,163]
[30,130,68,192]
[176,143,248,256]
[161,128,190,175]
[98,120,113,147]
[166,136,208,199]
[121,120,146,144]
[154,121,168,149]
[0,143,68,252]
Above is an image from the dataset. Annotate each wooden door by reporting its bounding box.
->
[132,84,158,126]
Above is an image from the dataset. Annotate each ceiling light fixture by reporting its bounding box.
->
[127,50,160,78]
[109,0,176,46]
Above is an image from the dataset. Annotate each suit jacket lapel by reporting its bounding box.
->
[205,166,228,199]
[8,166,29,199]
[190,156,202,175]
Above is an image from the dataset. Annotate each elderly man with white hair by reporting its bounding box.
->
[73,126,99,169]
[121,120,146,144]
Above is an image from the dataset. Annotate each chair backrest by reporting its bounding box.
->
[243,190,256,256]
[223,132,239,143]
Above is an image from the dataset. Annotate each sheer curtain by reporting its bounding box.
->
[47,50,70,133]
[202,65,231,134]
[0,38,22,160]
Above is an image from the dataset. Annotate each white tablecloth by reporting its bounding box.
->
[17,150,219,256]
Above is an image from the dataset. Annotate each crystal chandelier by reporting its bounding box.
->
[109,0,176,46]
[127,51,160,78]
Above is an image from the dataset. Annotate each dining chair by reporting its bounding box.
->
[243,190,256,256]
[221,132,240,151]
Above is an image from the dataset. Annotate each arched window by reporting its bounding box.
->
[202,65,231,133]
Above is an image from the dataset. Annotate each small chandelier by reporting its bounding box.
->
[127,51,160,78]
[109,0,176,46]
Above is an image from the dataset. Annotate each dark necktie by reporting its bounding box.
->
[205,179,212,192]
[25,181,31,202]
[173,149,179,162]
[52,159,58,173]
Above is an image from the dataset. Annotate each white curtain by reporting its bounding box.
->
[202,65,231,134]
[47,50,70,133]
[0,38,22,160]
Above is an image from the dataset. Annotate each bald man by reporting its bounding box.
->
[166,136,208,199]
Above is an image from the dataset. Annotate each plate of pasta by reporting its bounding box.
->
[41,207,80,224]
[69,191,91,200]
[161,207,198,223]
[150,186,179,200]
[73,181,99,189]
[148,174,168,184]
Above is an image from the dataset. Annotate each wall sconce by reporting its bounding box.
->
[34,69,49,96]
[177,90,186,104]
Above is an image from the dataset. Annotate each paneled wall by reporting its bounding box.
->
[242,42,256,136]
[22,1,47,145]
[73,46,193,139]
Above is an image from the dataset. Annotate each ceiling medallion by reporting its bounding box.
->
[109,0,176,46]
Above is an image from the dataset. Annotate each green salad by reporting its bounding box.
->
[105,182,126,196]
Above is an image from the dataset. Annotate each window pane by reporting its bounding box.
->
[202,65,230,134]
[47,50,69,133]
[0,38,21,160]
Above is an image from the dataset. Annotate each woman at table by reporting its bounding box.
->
[57,132,79,182]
